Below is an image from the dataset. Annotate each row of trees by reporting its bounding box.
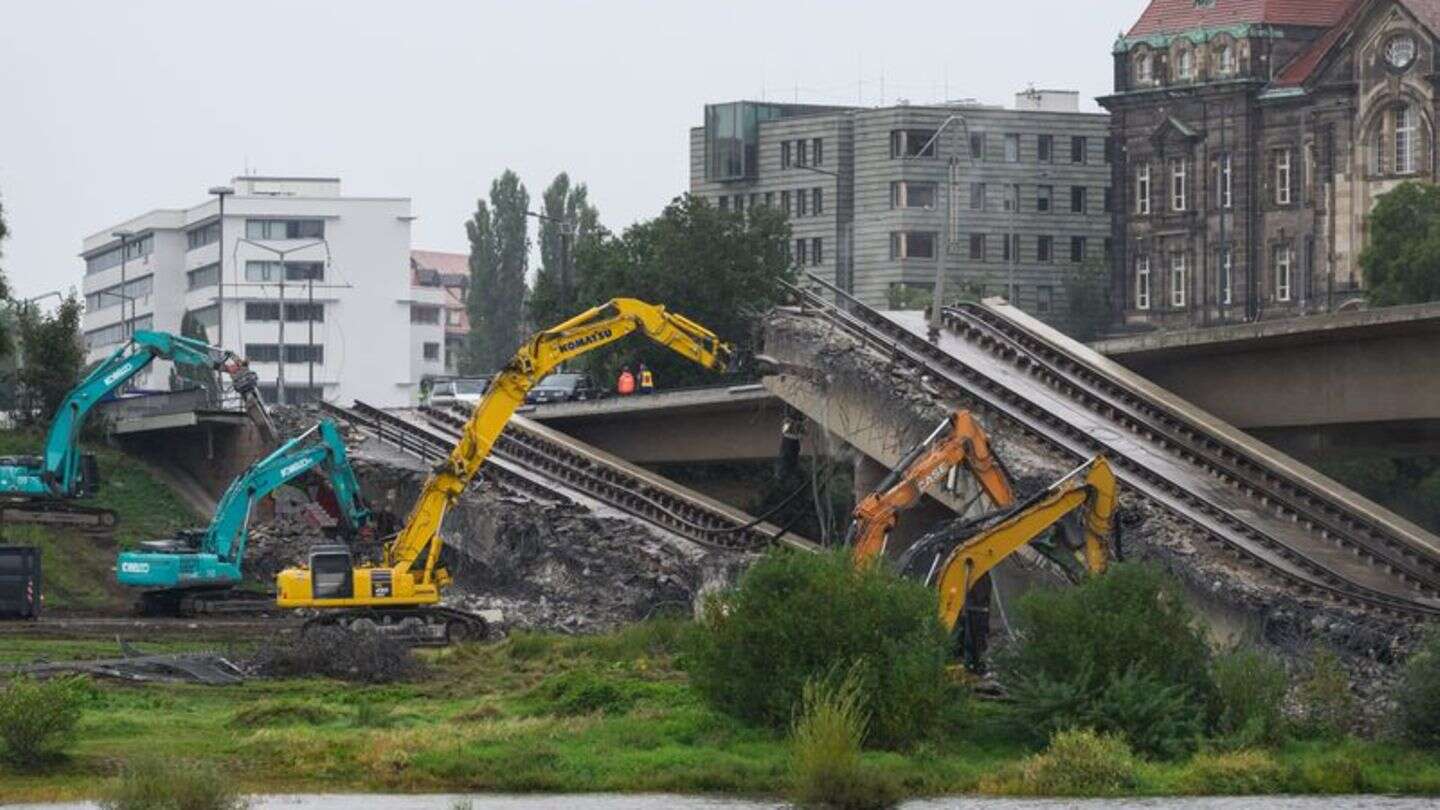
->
[459,172,795,386]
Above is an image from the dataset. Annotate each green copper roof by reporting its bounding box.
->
[1114,24,1281,53]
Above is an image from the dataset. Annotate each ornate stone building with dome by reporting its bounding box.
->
[1101,0,1440,329]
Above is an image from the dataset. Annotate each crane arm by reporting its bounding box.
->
[932,456,1116,632]
[846,410,1015,565]
[384,299,732,581]
[206,419,369,565]
[36,330,274,495]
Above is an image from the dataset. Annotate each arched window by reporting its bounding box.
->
[1176,47,1194,80]
[1396,105,1417,174]
[1135,49,1153,85]
[1217,41,1236,75]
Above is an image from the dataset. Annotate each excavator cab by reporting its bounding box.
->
[308,545,355,601]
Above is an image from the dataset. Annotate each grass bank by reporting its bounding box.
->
[0,429,199,612]
[4,622,1440,803]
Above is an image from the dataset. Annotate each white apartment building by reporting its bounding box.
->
[80,176,447,407]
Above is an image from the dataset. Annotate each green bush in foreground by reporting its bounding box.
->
[1292,648,1355,741]
[790,665,900,809]
[686,549,951,749]
[0,676,88,769]
[995,563,1213,758]
[983,729,1140,797]
[1394,629,1440,749]
[1176,750,1287,795]
[101,756,249,810]
[1212,646,1289,749]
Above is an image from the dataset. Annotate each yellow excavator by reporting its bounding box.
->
[897,455,1117,669]
[276,299,733,643]
[843,410,1116,669]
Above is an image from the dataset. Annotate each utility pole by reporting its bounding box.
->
[236,238,327,406]
[906,114,973,334]
[208,186,234,346]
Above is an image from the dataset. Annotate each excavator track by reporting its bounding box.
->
[301,606,487,646]
[0,502,118,532]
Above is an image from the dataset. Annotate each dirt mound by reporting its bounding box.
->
[248,626,424,683]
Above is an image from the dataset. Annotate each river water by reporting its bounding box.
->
[5,795,1438,809]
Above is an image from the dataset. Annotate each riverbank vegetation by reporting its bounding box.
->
[5,553,1440,804]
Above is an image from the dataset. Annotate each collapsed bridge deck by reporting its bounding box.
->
[769,280,1440,619]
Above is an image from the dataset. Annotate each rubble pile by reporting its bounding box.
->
[249,626,423,683]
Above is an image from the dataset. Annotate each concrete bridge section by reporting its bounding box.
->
[1094,302,1440,460]
[523,384,812,464]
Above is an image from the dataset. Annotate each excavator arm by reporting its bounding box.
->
[915,456,1116,666]
[0,329,275,503]
[386,299,732,584]
[846,410,1015,565]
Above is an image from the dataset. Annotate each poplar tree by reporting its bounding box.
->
[463,171,530,373]
[528,173,601,329]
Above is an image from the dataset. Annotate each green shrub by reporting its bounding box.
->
[1290,751,1370,794]
[1292,648,1354,740]
[101,756,249,810]
[982,729,1140,797]
[1176,750,1287,795]
[1212,647,1289,748]
[229,700,341,729]
[0,675,89,769]
[995,564,1214,758]
[686,549,950,749]
[790,664,900,809]
[529,669,634,716]
[1394,629,1440,749]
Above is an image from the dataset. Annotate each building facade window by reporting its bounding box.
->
[1170,252,1187,308]
[1219,153,1233,208]
[1176,47,1194,81]
[1037,235,1053,262]
[1036,286,1053,315]
[811,237,823,265]
[245,302,324,322]
[1037,185,1052,213]
[1219,246,1233,305]
[890,129,937,158]
[85,274,154,312]
[812,187,823,215]
[1274,149,1292,205]
[794,239,807,266]
[85,235,154,275]
[969,132,985,161]
[1038,135,1053,162]
[186,222,221,251]
[890,231,937,259]
[1136,163,1151,215]
[245,219,324,240]
[245,261,324,283]
[1002,233,1016,262]
[1071,186,1086,213]
[1218,42,1236,75]
[797,189,808,217]
[780,190,791,215]
[797,139,808,167]
[410,305,441,324]
[1274,243,1292,301]
[1071,136,1087,164]
[813,138,824,165]
[187,263,219,290]
[246,344,325,364]
[423,342,441,361]
[1104,186,1114,212]
[1396,105,1417,175]
[1004,134,1020,162]
[1136,254,1151,310]
[780,141,791,168]
[891,181,937,209]
[969,234,986,260]
[1171,158,1187,211]
[1135,50,1153,85]
[1070,236,1086,263]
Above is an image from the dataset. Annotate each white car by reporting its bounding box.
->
[429,377,490,408]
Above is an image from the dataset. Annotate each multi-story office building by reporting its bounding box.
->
[1100,0,1408,330]
[690,92,1112,326]
[79,176,441,407]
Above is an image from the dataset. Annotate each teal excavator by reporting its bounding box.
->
[0,330,276,529]
[117,419,371,615]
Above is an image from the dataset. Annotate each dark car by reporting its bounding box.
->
[525,373,598,404]
[0,546,41,620]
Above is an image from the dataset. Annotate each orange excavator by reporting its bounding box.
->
[846,410,1017,565]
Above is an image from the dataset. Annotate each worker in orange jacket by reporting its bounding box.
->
[617,366,637,396]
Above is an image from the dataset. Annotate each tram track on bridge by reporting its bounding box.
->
[319,400,805,555]
[784,279,1440,618]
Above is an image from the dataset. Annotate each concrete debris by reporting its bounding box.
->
[248,626,423,683]
[11,649,245,685]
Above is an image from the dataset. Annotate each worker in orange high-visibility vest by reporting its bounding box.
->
[617,366,636,396]
[638,363,655,394]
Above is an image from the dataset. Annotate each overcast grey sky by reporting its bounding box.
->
[0,0,1139,300]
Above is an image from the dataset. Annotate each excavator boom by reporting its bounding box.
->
[846,410,1015,565]
[275,299,734,643]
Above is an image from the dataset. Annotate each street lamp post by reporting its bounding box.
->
[111,229,134,339]
[787,162,854,296]
[908,115,974,333]
[208,186,234,346]
[525,210,578,314]
[233,238,327,405]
